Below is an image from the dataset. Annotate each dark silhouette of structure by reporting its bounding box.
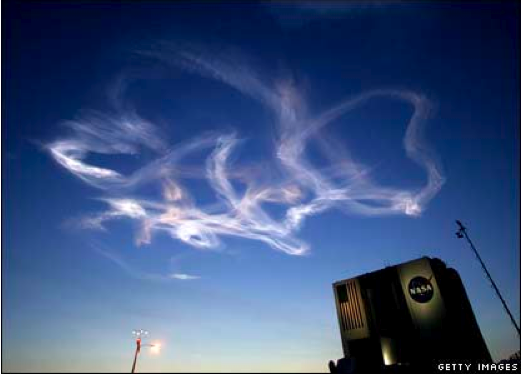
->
[330,257,491,373]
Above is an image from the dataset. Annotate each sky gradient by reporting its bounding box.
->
[2,1,520,372]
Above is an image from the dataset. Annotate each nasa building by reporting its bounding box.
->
[333,257,491,371]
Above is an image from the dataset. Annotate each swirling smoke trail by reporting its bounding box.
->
[47,44,445,256]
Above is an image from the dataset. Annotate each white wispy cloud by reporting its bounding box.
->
[47,43,445,259]
[169,273,201,280]
[92,245,201,282]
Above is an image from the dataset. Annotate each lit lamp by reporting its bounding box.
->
[131,329,160,373]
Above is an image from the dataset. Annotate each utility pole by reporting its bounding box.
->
[131,336,141,374]
[131,329,147,373]
[130,329,160,373]
[455,220,520,336]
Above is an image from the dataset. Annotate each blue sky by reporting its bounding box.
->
[2,1,519,372]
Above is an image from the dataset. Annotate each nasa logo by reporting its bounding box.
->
[408,276,434,303]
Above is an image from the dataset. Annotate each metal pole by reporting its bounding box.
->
[131,339,140,373]
[456,220,520,336]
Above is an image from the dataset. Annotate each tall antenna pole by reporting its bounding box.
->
[456,220,520,336]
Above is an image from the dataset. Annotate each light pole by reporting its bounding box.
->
[131,329,159,373]
[455,220,520,336]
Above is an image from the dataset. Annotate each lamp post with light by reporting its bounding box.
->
[131,329,160,373]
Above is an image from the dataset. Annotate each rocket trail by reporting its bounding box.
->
[47,43,445,256]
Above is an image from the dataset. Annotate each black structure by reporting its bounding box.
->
[332,257,491,373]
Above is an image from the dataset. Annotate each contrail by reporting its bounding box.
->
[92,244,200,282]
[46,44,445,256]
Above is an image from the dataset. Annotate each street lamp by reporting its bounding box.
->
[131,329,160,373]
